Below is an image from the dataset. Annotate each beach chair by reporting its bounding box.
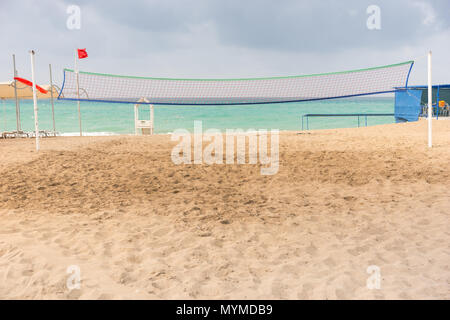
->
[443,105,449,117]
[420,105,427,117]
[439,101,449,117]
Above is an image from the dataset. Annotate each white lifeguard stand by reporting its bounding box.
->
[134,97,154,135]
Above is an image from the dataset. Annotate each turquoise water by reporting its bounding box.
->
[0,97,395,135]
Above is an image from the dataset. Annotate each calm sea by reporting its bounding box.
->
[0,96,395,135]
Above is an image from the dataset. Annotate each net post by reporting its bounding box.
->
[150,104,154,135]
[427,51,432,148]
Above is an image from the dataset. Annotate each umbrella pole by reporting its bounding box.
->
[49,64,56,136]
[12,54,21,132]
[2,99,6,132]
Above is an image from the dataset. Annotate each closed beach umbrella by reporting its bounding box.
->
[0,80,56,99]
[0,80,58,133]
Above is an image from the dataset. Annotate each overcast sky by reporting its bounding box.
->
[0,0,449,87]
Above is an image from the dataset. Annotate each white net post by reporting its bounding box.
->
[427,51,432,148]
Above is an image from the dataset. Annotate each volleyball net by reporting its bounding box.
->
[58,61,414,105]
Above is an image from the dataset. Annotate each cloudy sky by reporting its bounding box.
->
[0,0,449,87]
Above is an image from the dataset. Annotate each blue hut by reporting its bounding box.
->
[394,84,450,122]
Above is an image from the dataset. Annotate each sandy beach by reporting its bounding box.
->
[0,119,449,299]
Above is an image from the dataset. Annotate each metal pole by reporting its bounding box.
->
[75,50,82,136]
[2,99,6,132]
[134,103,139,135]
[436,85,440,120]
[12,54,21,132]
[150,104,154,135]
[49,64,56,136]
[427,51,432,148]
[30,50,39,151]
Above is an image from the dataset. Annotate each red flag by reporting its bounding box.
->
[77,48,88,59]
[14,77,48,94]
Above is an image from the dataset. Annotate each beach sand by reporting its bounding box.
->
[0,119,449,299]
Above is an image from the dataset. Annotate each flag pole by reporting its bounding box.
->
[30,50,40,151]
[75,50,82,136]
[427,51,432,148]
[49,64,56,136]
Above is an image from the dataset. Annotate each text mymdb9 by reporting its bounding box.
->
[176,304,273,317]
[221,304,272,315]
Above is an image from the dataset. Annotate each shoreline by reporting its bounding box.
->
[2,117,448,139]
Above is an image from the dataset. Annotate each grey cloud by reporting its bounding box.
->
[58,0,450,53]
[209,0,449,52]
[0,0,449,85]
